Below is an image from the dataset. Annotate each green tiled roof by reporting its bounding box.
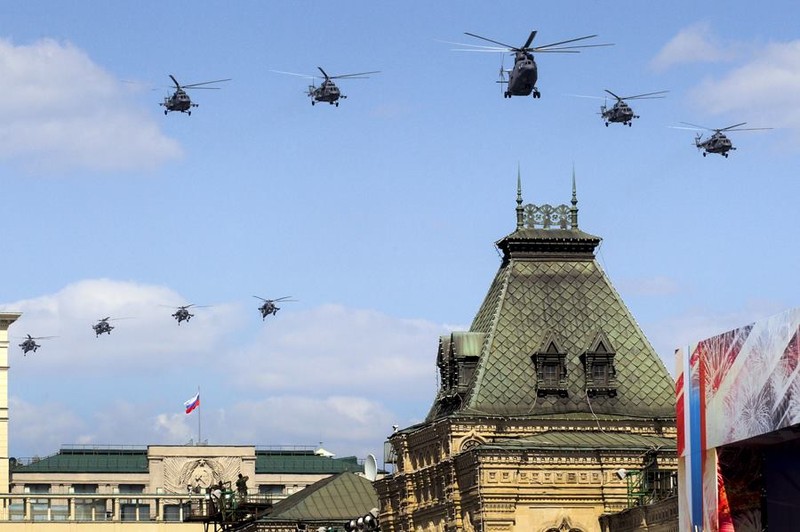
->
[428,218,675,421]
[481,430,677,452]
[12,448,148,473]
[256,451,363,474]
[262,472,378,522]
[12,448,363,475]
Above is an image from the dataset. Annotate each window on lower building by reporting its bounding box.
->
[258,484,285,500]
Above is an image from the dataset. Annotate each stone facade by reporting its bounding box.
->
[375,181,677,532]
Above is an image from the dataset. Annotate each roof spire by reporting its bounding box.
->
[516,164,524,229]
[570,165,579,229]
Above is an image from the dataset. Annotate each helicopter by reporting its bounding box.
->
[168,304,211,325]
[457,30,611,98]
[18,334,56,355]
[92,317,117,337]
[599,90,668,126]
[254,296,296,320]
[271,67,379,106]
[160,75,231,115]
[677,122,773,157]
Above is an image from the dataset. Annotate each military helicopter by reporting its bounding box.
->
[92,317,128,337]
[160,75,231,115]
[456,30,611,98]
[271,67,379,106]
[599,90,668,126]
[676,122,773,157]
[167,304,211,325]
[254,296,296,320]
[18,334,56,355]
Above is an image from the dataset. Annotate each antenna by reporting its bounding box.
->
[364,454,378,481]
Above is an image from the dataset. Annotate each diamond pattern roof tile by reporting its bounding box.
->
[427,224,675,421]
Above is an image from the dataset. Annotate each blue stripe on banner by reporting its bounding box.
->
[689,360,703,529]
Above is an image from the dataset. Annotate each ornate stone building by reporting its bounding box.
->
[375,178,678,532]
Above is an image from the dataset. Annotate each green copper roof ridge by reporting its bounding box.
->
[593,261,675,383]
[465,265,512,413]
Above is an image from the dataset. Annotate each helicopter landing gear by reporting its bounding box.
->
[628,122,632,127]
[702,152,707,157]
[532,90,541,99]
[187,111,191,116]
[164,110,168,115]
[335,102,339,107]
[504,91,511,98]
[605,122,609,127]
[723,153,728,158]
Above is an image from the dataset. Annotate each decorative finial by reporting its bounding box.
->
[570,165,579,229]
[516,164,524,229]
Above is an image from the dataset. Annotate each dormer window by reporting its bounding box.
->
[580,332,618,398]
[531,333,568,398]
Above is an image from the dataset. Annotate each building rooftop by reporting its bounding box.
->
[428,177,675,421]
[12,446,364,475]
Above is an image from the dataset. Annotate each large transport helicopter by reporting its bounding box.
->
[160,75,231,115]
[676,122,773,157]
[456,30,611,99]
[271,67,379,106]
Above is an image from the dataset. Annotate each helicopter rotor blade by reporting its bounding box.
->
[718,122,748,131]
[270,70,316,79]
[533,43,614,53]
[330,71,381,80]
[726,127,773,132]
[620,90,669,100]
[679,122,713,131]
[671,125,704,131]
[533,34,601,50]
[522,31,537,49]
[181,78,231,89]
[440,39,508,51]
[569,93,606,100]
[317,67,331,80]
[169,75,181,89]
[604,89,623,101]
[464,32,517,50]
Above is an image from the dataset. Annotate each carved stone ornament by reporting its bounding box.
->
[542,515,585,532]
[460,438,482,453]
[523,204,570,230]
[163,456,240,494]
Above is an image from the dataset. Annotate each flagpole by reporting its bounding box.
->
[198,386,202,444]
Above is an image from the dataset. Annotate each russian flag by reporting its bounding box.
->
[184,393,200,414]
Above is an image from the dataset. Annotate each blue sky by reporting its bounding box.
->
[1,1,799,463]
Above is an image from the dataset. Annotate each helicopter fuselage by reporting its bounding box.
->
[309,80,343,106]
[93,321,114,336]
[172,308,194,324]
[505,53,539,98]
[19,338,39,354]
[697,132,734,157]
[601,101,636,126]
[161,89,197,114]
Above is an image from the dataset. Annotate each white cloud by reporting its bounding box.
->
[651,23,737,71]
[227,304,448,399]
[2,278,244,372]
[688,40,800,137]
[0,38,182,173]
[3,281,453,459]
[643,300,788,376]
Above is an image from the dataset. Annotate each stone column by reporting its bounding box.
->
[0,313,21,494]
